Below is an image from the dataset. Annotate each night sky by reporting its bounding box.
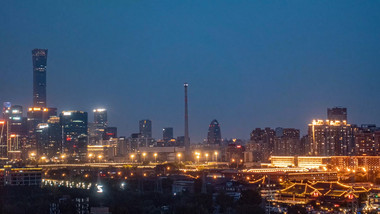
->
[1,1,379,142]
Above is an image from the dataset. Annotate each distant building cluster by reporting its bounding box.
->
[245,107,380,163]
[1,49,380,165]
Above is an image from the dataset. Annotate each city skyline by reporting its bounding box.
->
[1,1,380,142]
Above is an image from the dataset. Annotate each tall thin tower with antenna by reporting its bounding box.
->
[184,83,190,160]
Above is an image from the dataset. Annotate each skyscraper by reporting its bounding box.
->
[207,120,221,145]
[139,120,152,139]
[0,120,7,158]
[184,83,190,160]
[327,107,347,121]
[2,102,11,119]
[32,49,48,108]
[36,116,61,158]
[60,111,88,161]
[163,127,173,141]
[27,107,57,153]
[93,109,107,126]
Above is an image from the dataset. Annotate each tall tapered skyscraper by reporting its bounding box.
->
[184,83,190,160]
[32,49,48,107]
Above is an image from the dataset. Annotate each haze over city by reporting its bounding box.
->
[1,1,380,142]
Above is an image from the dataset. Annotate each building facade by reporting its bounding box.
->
[139,120,152,139]
[60,111,88,161]
[308,120,354,156]
[32,49,48,108]
[274,127,300,156]
[163,127,173,142]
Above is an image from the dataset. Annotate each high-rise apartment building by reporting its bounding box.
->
[355,124,380,156]
[60,111,88,161]
[274,127,300,156]
[32,49,48,108]
[249,128,276,162]
[207,119,222,145]
[139,120,152,139]
[308,120,354,156]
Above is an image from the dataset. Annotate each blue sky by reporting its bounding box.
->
[1,1,379,142]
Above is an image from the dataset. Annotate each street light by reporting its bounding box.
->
[130,154,135,163]
[177,153,181,162]
[214,151,218,162]
[205,153,209,162]
[30,152,36,158]
[196,155,200,163]
[98,155,102,162]
[142,152,146,162]
[154,153,157,163]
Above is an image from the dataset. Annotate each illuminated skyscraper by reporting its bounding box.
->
[308,120,354,156]
[93,109,107,126]
[207,120,221,145]
[139,119,152,138]
[0,120,7,158]
[32,49,48,107]
[60,111,88,160]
